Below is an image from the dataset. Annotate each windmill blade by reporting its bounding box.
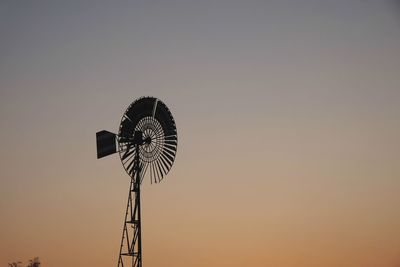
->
[155,160,165,181]
[140,162,149,182]
[159,154,171,174]
[160,152,173,169]
[125,155,136,174]
[121,145,135,161]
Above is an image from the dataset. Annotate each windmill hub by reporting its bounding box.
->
[143,136,151,145]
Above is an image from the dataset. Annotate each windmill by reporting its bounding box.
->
[96,97,178,267]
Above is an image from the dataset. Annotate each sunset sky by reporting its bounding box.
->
[1,1,400,266]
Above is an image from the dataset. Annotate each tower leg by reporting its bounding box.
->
[118,146,142,267]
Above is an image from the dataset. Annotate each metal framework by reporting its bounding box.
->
[96,97,178,267]
[118,144,142,267]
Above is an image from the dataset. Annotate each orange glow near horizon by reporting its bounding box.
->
[1,1,400,267]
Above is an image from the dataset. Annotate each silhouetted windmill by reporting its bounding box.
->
[96,97,178,267]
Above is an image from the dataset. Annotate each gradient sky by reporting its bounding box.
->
[1,1,400,266]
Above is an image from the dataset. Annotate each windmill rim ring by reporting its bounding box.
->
[116,97,178,181]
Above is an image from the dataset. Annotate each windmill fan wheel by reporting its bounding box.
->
[117,97,178,184]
